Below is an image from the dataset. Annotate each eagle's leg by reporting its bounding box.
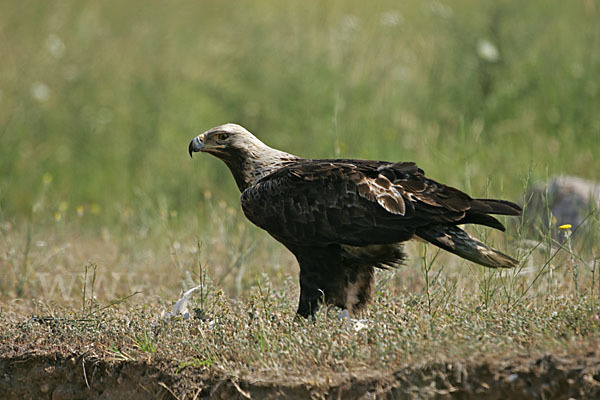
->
[294,245,376,319]
[345,265,374,313]
[295,262,374,319]
[296,272,324,318]
[296,258,345,319]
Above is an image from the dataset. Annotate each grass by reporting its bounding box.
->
[2,262,599,392]
[1,0,600,397]
[1,0,599,219]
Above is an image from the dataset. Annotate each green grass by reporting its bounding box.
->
[1,0,599,220]
[1,0,600,396]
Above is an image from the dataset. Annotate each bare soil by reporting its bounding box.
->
[2,351,599,399]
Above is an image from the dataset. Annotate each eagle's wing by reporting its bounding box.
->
[240,159,517,248]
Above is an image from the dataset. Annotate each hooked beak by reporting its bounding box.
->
[188,134,204,158]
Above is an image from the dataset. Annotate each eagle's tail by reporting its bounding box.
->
[458,199,523,231]
[416,225,518,269]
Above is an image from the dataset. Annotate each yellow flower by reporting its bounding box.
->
[42,173,53,185]
[558,224,572,230]
[58,201,68,212]
[76,205,84,217]
[54,212,62,222]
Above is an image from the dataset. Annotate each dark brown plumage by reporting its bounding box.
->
[189,124,522,318]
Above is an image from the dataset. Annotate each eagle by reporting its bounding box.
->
[189,123,521,318]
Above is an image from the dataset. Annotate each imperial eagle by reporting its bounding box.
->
[189,124,521,318]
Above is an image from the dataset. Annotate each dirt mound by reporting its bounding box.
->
[2,352,599,399]
[0,355,175,400]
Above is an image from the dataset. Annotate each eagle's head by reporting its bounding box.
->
[188,123,264,159]
[189,123,298,191]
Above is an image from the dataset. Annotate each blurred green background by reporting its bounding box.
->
[1,0,599,227]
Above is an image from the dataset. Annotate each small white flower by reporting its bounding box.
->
[353,319,368,332]
[430,1,454,19]
[31,82,51,102]
[45,34,66,59]
[380,11,403,27]
[477,39,500,62]
[337,310,369,331]
[338,14,360,39]
[341,14,360,31]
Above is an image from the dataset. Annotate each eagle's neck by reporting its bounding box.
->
[223,145,299,192]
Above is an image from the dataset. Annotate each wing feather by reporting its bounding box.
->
[241,159,516,247]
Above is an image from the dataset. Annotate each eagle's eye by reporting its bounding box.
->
[217,133,230,141]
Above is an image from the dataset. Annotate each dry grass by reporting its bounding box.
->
[2,211,599,371]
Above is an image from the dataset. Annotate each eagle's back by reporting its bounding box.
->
[240,158,475,248]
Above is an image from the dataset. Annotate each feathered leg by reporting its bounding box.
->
[296,269,324,318]
[295,249,377,318]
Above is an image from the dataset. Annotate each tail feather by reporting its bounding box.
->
[458,198,523,232]
[416,225,518,268]
[457,213,506,231]
[471,199,522,216]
